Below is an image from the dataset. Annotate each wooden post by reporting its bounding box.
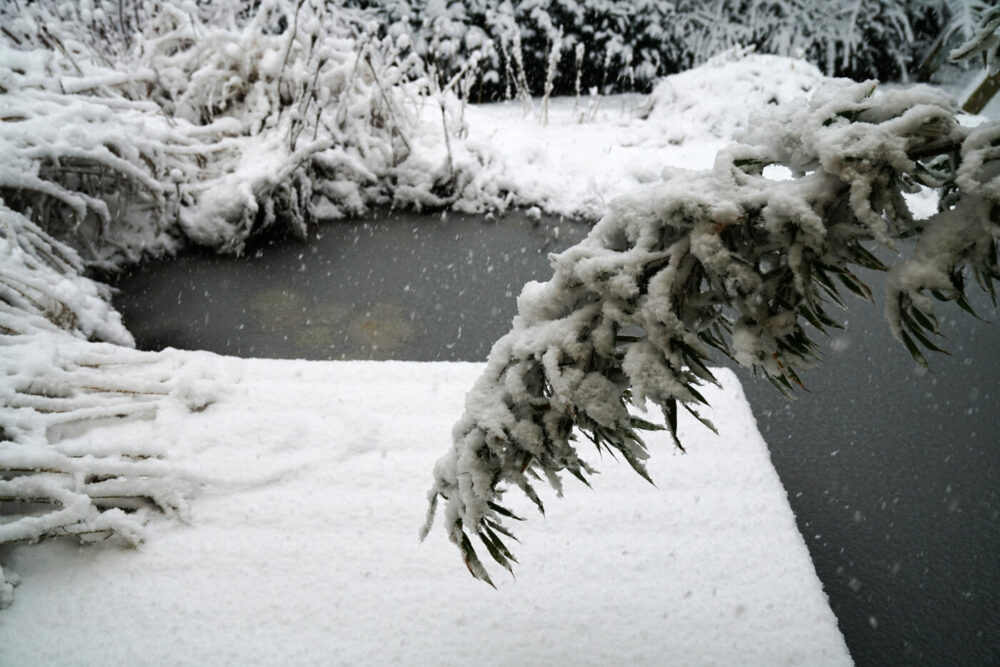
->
[962,70,1000,115]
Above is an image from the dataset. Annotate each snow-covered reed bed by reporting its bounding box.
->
[0,0,513,267]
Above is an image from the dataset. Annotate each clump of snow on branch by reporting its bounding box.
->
[949,5,1000,74]
[422,80,1000,584]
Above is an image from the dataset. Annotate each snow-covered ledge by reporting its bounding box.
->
[1,359,850,665]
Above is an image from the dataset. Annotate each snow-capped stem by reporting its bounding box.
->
[540,27,562,126]
[426,80,1000,583]
[279,0,308,78]
[509,24,532,114]
[949,5,1000,72]
[573,42,585,114]
[439,97,455,183]
[364,53,412,157]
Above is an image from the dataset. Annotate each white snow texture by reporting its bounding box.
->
[0,360,851,666]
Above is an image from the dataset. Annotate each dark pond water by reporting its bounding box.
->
[742,265,999,667]
[112,211,999,667]
[112,210,588,361]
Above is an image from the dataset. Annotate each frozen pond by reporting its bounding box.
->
[112,212,999,667]
[113,210,587,361]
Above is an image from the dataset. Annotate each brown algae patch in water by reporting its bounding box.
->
[346,302,414,359]
[249,289,412,358]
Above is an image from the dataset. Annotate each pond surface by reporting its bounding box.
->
[112,211,999,667]
[740,266,1000,667]
[112,210,587,361]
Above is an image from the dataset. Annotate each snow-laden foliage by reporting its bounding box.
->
[349,0,947,100]
[941,0,994,42]
[0,0,510,268]
[0,205,131,343]
[422,81,1000,584]
[0,203,210,608]
[671,0,928,79]
[950,5,1000,74]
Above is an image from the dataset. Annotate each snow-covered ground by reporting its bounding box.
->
[0,358,851,665]
[440,51,828,220]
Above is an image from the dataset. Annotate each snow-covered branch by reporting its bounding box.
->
[0,197,221,607]
[949,4,1000,73]
[422,80,1000,584]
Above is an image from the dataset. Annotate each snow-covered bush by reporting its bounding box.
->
[349,0,951,100]
[0,202,202,608]
[639,49,827,140]
[0,0,510,268]
[668,0,935,81]
[422,80,1000,584]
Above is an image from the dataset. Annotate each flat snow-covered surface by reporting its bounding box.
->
[1,357,850,666]
[459,95,728,218]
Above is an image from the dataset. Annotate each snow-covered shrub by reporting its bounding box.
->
[0,202,203,609]
[422,80,999,584]
[668,0,937,81]
[639,50,827,140]
[0,37,189,268]
[349,0,686,97]
[349,0,950,100]
[0,0,510,267]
